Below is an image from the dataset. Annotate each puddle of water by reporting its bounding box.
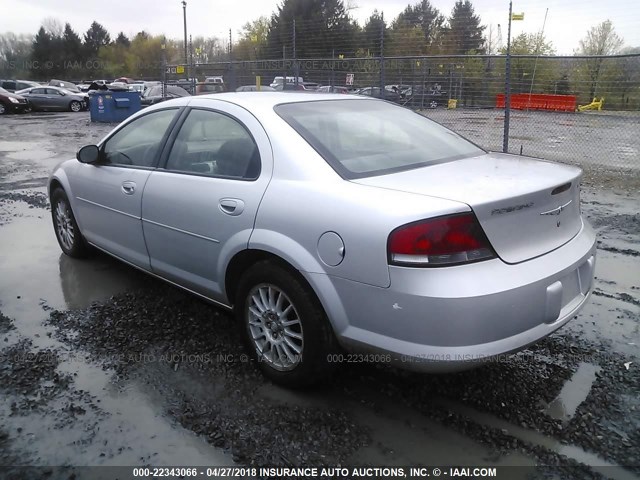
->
[1,363,232,467]
[258,383,537,469]
[438,399,638,480]
[544,362,601,423]
[67,361,232,466]
[0,211,142,344]
[0,140,32,151]
[571,294,640,358]
[0,206,232,467]
[6,149,57,161]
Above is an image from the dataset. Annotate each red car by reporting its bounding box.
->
[0,87,29,114]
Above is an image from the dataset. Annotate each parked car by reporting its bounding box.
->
[195,82,225,95]
[16,86,87,112]
[235,85,276,92]
[356,86,401,102]
[205,76,224,84]
[273,83,308,91]
[316,86,349,94]
[270,76,303,88]
[130,83,146,95]
[48,79,82,93]
[0,79,41,92]
[140,85,190,106]
[0,87,29,114]
[403,85,447,108]
[48,93,595,387]
[107,82,131,91]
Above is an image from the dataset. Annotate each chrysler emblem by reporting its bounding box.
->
[540,200,572,227]
[540,200,572,217]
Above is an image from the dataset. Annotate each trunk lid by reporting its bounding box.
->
[354,152,583,264]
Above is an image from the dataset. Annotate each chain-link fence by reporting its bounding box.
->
[164,52,639,174]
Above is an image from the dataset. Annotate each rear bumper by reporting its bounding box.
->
[319,220,596,372]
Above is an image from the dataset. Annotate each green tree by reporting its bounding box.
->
[576,20,624,98]
[442,0,484,55]
[360,10,388,57]
[503,32,557,93]
[0,33,32,78]
[115,32,130,47]
[392,0,444,53]
[84,21,111,59]
[31,26,52,79]
[234,16,270,60]
[62,23,84,77]
[265,0,359,59]
[387,25,425,56]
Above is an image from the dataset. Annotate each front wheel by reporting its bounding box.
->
[51,188,90,258]
[236,260,337,387]
[69,100,82,112]
[0,103,7,115]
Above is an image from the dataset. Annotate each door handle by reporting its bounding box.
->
[121,181,136,195]
[219,198,245,216]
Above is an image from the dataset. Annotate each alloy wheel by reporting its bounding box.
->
[246,283,304,371]
[55,200,75,251]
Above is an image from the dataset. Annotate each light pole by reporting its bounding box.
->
[503,0,513,153]
[182,1,188,70]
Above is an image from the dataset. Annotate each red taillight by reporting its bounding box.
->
[388,213,496,266]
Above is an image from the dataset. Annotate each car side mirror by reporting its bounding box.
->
[77,145,100,164]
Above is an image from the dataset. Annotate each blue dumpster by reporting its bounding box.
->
[89,90,141,123]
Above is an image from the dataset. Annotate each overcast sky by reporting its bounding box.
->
[1,0,638,54]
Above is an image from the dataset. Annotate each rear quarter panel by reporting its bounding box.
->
[250,115,470,288]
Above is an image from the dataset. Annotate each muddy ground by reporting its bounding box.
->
[0,111,638,480]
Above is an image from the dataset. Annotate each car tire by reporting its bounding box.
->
[69,100,82,112]
[0,102,7,115]
[51,188,91,258]
[235,260,338,388]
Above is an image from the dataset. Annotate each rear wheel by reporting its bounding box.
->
[69,100,82,112]
[51,188,90,258]
[236,260,337,387]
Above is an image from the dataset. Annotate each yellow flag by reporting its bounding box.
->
[511,12,525,20]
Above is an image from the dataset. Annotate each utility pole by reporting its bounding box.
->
[293,20,297,86]
[161,36,166,99]
[229,28,234,90]
[503,0,513,153]
[182,1,188,71]
[189,35,194,93]
[379,12,385,94]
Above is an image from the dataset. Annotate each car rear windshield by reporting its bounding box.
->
[275,99,484,178]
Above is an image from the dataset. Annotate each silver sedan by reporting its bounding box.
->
[48,93,596,387]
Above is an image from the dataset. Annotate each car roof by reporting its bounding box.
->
[128,92,381,135]
[191,92,367,108]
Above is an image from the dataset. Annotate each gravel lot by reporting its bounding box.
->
[421,108,640,174]
[0,111,638,480]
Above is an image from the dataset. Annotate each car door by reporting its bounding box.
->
[71,108,180,269]
[26,87,48,108]
[46,88,67,110]
[141,102,273,303]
